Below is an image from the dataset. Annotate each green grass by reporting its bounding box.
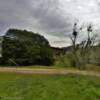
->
[0,73,100,100]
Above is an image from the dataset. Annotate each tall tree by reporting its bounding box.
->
[2,29,54,66]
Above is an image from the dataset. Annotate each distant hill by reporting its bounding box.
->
[51,46,73,55]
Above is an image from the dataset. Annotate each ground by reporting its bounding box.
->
[0,67,100,77]
[0,67,100,100]
[0,73,100,100]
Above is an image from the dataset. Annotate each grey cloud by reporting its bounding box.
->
[0,0,72,36]
[29,0,73,35]
[0,0,100,47]
[0,0,30,27]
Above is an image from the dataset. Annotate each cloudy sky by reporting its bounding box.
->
[0,0,100,47]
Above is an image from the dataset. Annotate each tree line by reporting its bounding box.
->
[0,22,100,68]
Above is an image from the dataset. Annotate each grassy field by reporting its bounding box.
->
[0,73,100,100]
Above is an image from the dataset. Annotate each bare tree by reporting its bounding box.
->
[69,22,98,68]
[70,22,78,51]
[69,22,83,67]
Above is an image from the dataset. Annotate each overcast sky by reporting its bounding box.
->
[0,0,100,47]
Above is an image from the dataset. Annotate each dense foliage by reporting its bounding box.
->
[2,29,54,66]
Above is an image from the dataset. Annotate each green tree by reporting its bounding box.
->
[2,29,54,66]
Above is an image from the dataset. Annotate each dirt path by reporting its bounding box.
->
[0,67,100,77]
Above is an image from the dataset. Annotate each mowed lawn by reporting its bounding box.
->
[0,73,100,100]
